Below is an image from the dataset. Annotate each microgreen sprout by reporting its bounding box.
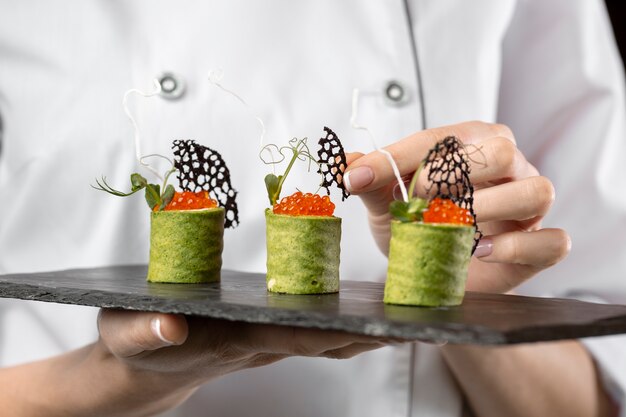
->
[389,162,428,222]
[91,165,177,211]
[260,138,327,206]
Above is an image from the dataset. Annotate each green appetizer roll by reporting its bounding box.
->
[261,128,350,294]
[94,138,238,285]
[384,221,475,306]
[383,136,480,307]
[147,208,225,283]
[265,209,341,294]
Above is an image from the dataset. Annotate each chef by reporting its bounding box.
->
[0,1,624,416]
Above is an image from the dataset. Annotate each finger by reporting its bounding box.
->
[321,342,387,359]
[236,323,385,357]
[98,309,188,358]
[467,137,539,185]
[475,228,571,268]
[446,121,516,145]
[473,176,555,223]
[243,353,289,369]
[365,136,534,195]
[346,151,364,165]
[469,229,571,293]
[345,122,515,194]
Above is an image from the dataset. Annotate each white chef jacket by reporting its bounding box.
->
[1,1,625,416]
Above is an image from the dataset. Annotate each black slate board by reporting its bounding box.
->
[1,265,626,345]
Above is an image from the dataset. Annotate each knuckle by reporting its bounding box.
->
[496,233,524,265]
[96,309,106,335]
[491,123,515,142]
[466,120,488,130]
[440,121,483,143]
[322,349,354,360]
[248,353,282,368]
[463,121,515,142]
[130,322,154,351]
[528,176,556,214]
[289,328,314,356]
[96,308,120,336]
[509,233,524,264]
[96,311,116,350]
[490,137,517,176]
[293,342,312,356]
[217,343,244,362]
[550,230,572,264]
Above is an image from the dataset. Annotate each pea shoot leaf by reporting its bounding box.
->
[94,171,178,212]
[265,173,281,205]
[144,184,161,210]
[131,173,148,192]
[159,184,175,210]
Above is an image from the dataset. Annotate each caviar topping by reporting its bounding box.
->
[273,191,335,217]
[158,191,218,211]
[422,198,473,226]
[261,129,350,211]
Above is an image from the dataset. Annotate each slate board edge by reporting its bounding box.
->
[504,315,626,344]
[0,281,509,345]
[4,281,626,345]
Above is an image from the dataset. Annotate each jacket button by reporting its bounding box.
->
[157,72,185,100]
[384,80,409,106]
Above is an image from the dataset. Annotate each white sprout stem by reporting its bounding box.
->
[259,146,277,165]
[140,153,174,169]
[350,88,408,202]
[122,80,166,180]
[380,149,409,201]
[207,70,267,151]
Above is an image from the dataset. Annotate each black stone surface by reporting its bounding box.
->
[2,265,626,345]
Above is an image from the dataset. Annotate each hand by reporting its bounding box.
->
[1,310,392,417]
[92,309,390,415]
[344,121,571,294]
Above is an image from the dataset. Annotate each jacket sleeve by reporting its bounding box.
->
[498,0,626,410]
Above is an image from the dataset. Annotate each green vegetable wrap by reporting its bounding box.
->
[265,209,341,294]
[147,208,224,283]
[384,220,475,306]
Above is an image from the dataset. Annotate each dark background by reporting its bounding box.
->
[605,1,625,71]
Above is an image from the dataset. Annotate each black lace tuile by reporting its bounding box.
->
[172,139,239,228]
[317,127,350,201]
[423,136,482,250]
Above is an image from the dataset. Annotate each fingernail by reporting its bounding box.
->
[344,166,374,192]
[150,317,175,345]
[474,238,493,258]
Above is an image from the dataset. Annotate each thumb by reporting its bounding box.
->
[345,149,410,219]
[345,164,399,218]
[345,151,397,216]
[98,309,188,358]
[344,153,402,255]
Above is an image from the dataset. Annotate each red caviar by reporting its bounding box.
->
[423,198,473,226]
[273,191,335,216]
[157,191,218,211]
